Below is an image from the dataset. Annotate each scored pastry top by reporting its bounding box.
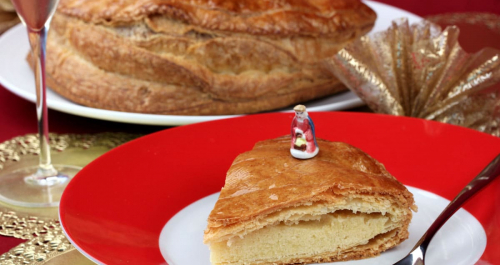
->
[207,136,415,227]
[57,0,376,36]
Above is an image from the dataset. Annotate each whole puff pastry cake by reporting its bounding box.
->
[204,136,417,265]
[41,0,376,115]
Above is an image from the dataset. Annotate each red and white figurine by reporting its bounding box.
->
[290,105,319,159]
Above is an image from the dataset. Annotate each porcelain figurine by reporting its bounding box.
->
[290,105,319,159]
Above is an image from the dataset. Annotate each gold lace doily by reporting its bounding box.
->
[0,133,140,264]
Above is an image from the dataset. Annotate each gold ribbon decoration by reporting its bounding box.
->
[325,18,500,136]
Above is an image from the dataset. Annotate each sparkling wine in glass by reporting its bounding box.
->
[0,0,81,207]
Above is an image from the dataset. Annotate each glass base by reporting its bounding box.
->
[0,165,81,207]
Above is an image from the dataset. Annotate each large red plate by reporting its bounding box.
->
[59,112,500,264]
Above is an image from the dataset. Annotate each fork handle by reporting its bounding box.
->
[417,153,500,254]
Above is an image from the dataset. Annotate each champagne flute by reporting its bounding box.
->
[0,0,81,207]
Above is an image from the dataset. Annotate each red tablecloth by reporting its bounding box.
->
[1,0,500,260]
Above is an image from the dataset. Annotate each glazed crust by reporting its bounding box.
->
[205,136,415,236]
[42,0,376,115]
[57,0,376,37]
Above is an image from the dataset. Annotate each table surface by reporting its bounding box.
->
[1,0,500,262]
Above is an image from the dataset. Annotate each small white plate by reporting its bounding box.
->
[0,1,421,125]
[159,186,486,265]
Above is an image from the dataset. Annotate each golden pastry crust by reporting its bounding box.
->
[42,0,376,115]
[41,18,345,114]
[206,136,414,229]
[57,0,376,37]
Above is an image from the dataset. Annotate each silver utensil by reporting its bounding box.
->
[394,153,500,265]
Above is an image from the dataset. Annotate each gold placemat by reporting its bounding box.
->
[0,133,141,264]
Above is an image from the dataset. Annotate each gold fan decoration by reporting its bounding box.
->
[325,18,500,136]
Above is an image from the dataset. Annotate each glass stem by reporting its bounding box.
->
[27,26,57,179]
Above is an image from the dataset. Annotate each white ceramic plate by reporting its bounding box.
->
[159,186,486,265]
[0,1,422,125]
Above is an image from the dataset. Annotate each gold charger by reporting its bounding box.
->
[0,133,140,264]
